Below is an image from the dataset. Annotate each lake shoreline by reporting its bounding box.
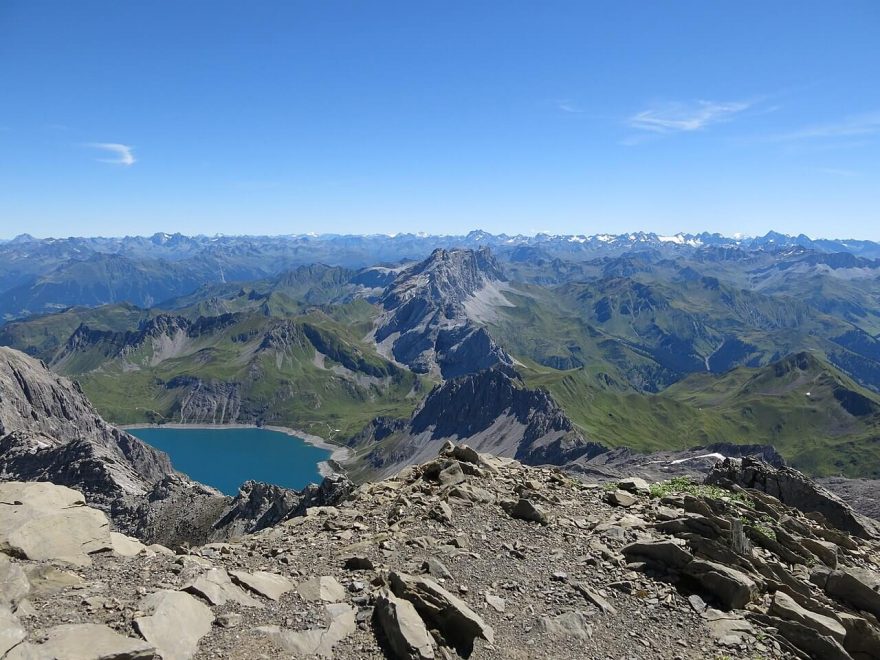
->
[120,422,350,479]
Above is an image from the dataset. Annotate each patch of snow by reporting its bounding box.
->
[669,452,727,465]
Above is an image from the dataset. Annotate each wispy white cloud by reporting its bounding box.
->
[555,100,584,114]
[772,112,880,141]
[628,100,752,134]
[85,142,136,166]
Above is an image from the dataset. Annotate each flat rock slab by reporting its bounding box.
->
[24,565,83,597]
[0,557,30,609]
[0,608,26,657]
[704,609,755,646]
[618,477,651,494]
[537,611,593,640]
[296,576,346,603]
[230,570,293,601]
[135,590,214,660]
[771,591,846,642]
[182,569,262,608]
[258,603,355,657]
[606,490,637,508]
[5,623,155,660]
[0,482,112,567]
[623,540,694,569]
[110,532,146,558]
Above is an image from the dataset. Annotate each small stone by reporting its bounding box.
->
[343,556,375,571]
[485,593,506,612]
[502,498,549,525]
[606,490,637,508]
[618,477,651,494]
[216,613,242,628]
[421,557,452,580]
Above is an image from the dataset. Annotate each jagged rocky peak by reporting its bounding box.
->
[373,248,512,379]
[382,246,504,310]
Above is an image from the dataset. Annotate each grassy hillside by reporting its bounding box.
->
[522,352,880,477]
[3,301,427,440]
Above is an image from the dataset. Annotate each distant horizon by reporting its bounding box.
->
[3,227,879,243]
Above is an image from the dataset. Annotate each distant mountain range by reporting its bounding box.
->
[2,233,880,479]
[2,229,880,323]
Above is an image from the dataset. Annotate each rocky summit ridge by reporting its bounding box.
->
[3,440,880,659]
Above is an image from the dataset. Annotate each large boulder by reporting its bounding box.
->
[822,568,880,619]
[374,590,435,659]
[5,623,155,659]
[684,559,758,610]
[622,540,694,570]
[770,591,846,643]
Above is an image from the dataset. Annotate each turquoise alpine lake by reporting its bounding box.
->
[129,427,331,496]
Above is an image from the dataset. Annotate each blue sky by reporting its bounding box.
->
[1,1,878,239]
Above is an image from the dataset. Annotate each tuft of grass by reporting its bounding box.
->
[747,519,777,542]
[648,476,752,507]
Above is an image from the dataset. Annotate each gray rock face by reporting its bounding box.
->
[373,248,512,378]
[0,347,175,508]
[707,457,879,539]
[684,560,758,610]
[374,590,435,660]
[389,571,494,653]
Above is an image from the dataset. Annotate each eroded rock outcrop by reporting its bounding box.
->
[707,456,880,540]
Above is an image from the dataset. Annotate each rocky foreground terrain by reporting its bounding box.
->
[4,442,880,659]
